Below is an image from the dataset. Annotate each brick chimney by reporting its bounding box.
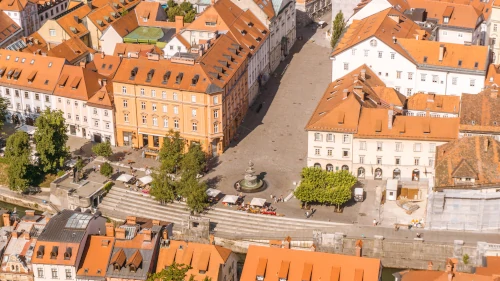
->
[115,227,126,239]
[126,216,136,225]
[360,69,366,80]
[25,210,35,217]
[80,61,85,68]
[152,220,160,226]
[439,44,445,61]
[12,231,18,238]
[105,223,115,237]
[428,261,433,270]
[491,88,498,98]
[342,89,348,99]
[101,52,105,59]
[175,16,184,33]
[355,240,363,257]
[2,213,10,227]
[142,229,152,242]
[162,229,168,240]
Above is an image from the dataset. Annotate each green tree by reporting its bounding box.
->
[178,173,208,214]
[150,170,177,204]
[0,96,8,132]
[5,131,32,191]
[167,5,182,22]
[120,8,128,16]
[180,143,206,176]
[75,157,85,172]
[92,141,113,158]
[100,162,113,177]
[180,1,193,12]
[148,262,191,281]
[34,109,69,173]
[184,10,196,23]
[159,129,185,174]
[165,0,196,23]
[330,11,345,49]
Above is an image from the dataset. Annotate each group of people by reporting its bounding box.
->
[270,194,284,203]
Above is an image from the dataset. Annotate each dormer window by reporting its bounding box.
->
[443,16,449,24]
[64,247,72,260]
[114,264,121,271]
[50,246,58,259]
[129,265,136,273]
[36,245,45,258]
[205,21,216,26]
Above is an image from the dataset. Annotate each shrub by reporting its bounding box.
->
[57,170,66,177]
[100,162,113,177]
[103,181,114,192]
[463,254,469,265]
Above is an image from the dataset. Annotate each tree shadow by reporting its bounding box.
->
[109,151,127,162]
[207,156,222,172]
[204,175,222,189]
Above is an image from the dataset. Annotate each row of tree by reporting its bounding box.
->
[150,130,208,214]
[166,0,196,23]
[294,167,357,211]
[148,262,210,281]
[5,109,69,191]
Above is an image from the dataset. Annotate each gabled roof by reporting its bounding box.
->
[332,8,426,61]
[87,3,120,32]
[434,136,500,188]
[406,93,460,114]
[113,43,163,58]
[133,1,175,28]
[47,37,94,64]
[253,0,275,19]
[77,236,115,277]
[406,0,483,29]
[55,4,92,38]
[110,248,126,266]
[86,83,114,109]
[460,87,500,134]
[86,53,121,78]
[17,32,48,54]
[92,0,140,11]
[0,11,21,45]
[53,65,106,101]
[0,0,33,12]
[110,9,139,37]
[485,63,500,87]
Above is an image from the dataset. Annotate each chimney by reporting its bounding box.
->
[388,108,394,129]
[101,78,107,86]
[283,236,291,249]
[87,0,92,9]
[447,273,454,281]
[162,229,168,240]
[74,15,79,23]
[355,240,363,257]
[392,36,397,44]
[211,0,215,5]
[126,216,136,225]
[342,89,348,99]
[24,231,31,240]
[2,213,10,227]
[491,88,498,98]
[175,16,184,33]
[25,210,35,217]
[428,261,433,271]
[416,34,419,40]
[427,94,435,102]
[105,223,114,237]
[115,227,126,239]
[101,52,105,59]
[360,69,366,80]
[152,220,160,226]
[12,231,18,239]
[80,61,85,68]
[209,234,214,245]
[439,44,445,61]
[142,229,152,242]
[484,138,490,152]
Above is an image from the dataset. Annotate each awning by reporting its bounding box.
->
[18,125,36,135]
[222,195,239,204]
[139,175,153,185]
[206,188,221,197]
[250,198,266,207]
[116,174,134,182]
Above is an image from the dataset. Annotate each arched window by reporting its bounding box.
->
[341,165,349,171]
[412,169,420,181]
[374,168,383,180]
[357,167,365,178]
[370,39,377,47]
[326,164,334,172]
[314,163,321,169]
[393,168,401,180]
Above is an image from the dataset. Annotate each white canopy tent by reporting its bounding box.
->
[116,174,134,182]
[18,125,36,135]
[139,175,153,185]
[222,195,239,204]
[250,198,266,207]
[206,188,221,198]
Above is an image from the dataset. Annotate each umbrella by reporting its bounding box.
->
[250,198,266,207]
[116,174,134,182]
[206,188,221,198]
[18,125,36,135]
[139,175,153,185]
[222,195,239,204]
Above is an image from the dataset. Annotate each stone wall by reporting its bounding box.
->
[0,194,53,213]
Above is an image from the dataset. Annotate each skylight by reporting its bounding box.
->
[65,213,92,229]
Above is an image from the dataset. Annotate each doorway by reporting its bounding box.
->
[82,128,86,138]
[94,133,102,143]
[142,134,149,147]
[211,139,218,157]
[70,125,76,135]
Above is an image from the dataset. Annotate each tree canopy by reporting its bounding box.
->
[100,162,113,177]
[330,11,345,49]
[92,141,113,158]
[5,131,32,191]
[294,168,356,210]
[150,170,177,204]
[166,0,196,23]
[180,143,206,176]
[0,96,8,132]
[34,109,69,173]
[148,262,192,281]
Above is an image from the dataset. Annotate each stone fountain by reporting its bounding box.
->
[234,160,266,193]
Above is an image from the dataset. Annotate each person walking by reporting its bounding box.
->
[306,211,310,218]
[373,219,377,226]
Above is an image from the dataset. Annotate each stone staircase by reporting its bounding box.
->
[98,187,348,236]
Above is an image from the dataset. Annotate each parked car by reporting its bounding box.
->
[354,187,364,202]
[23,186,41,195]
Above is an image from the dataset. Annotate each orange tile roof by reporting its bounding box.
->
[86,83,114,109]
[173,33,191,49]
[355,107,459,141]
[406,0,483,28]
[332,8,426,62]
[111,9,139,37]
[77,236,115,278]
[31,241,79,265]
[86,53,122,78]
[113,43,162,58]
[87,3,120,32]
[0,11,21,44]
[91,0,140,11]
[475,256,500,276]
[253,0,275,19]
[0,49,66,94]
[397,38,489,71]
[53,65,106,101]
[460,87,500,133]
[485,63,500,87]
[0,0,32,12]
[241,245,381,281]
[47,37,94,64]
[156,241,234,281]
[406,93,460,114]
[134,1,176,28]
[19,32,49,54]
[306,64,405,132]
[56,4,92,38]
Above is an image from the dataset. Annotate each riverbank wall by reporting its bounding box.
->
[0,192,54,213]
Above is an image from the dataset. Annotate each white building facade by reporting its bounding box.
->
[269,0,296,72]
[306,131,354,171]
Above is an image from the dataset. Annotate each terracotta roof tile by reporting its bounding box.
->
[77,236,115,277]
[134,1,175,28]
[111,9,139,37]
[406,93,460,114]
[31,242,79,266]
[0,11,21,44]
[241,245,381,281]
[485,63,500,87]
[87,3,120,32]
[53,65,105,101]
[86,83,114,109]
[47,37,94,64]
[113,43,162,58]
[19,32,48,54]
[92,0,140,11]
[253,0,275,19]
[110,248,126,266]
[56,4,92,38]
[0,0,31,12]
[406,0,483,28]
[86,54,122,78]
[460,87,500,134]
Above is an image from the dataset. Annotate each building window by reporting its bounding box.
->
[396,71,401,79]
[421,74,426,81]
[395,157,401,165]
[123,100,128,108]
[414,158,420,165]
[452,77,457,85]
[214,110,219,118]
[67,113,71,119]
[151,90,156,97]
[140,88,145,96]
[141,102,146,110]
[38,268,44,278]
[376,142,383,151]
[51,268,58,279]
[153,117,158,126]
[343,63,349,70]
[94,120,99,127]
[314,148,320,155]
[378,51,383,58]
[327,148,333,156]
[429,143,436,153]
[106,122,110,129]
[326,133,334,142]
[432,75,438,83]
[376,157,382,165]
[429,158,434,167]
[93,108,97,115]
[408,72,413,80]
[76,115,79,121]
[494,24,498,32]
[390,53,395,59]
[314,133,322,141]
[364,50,369,57]
[45,95,50,102]
[35,93,40,100]
[65,269,71,279]
[370,39,377,47]
[122,86,127,94]
[124,114,129,122]
[49,29,56,36]
[343,134,350,143]
[359,155,364,164]
[191,95,196,103]
[407,88,413,96]
[192,122,197,131]
[213,96,218,104]
[191,109,197,117]
[174,119,179,128]
[342,149,349,158]
[162,105,167,113]
[162,91,167,99]
[84,116,87,122]
[458,33,463,38]
[351,49,356,55]
[174,106,179,114]
[152,103,157,111]
[142,116,147,124]
[163,118,168,128]
[395,142,403,152]
[414,143,422,152]
[104,110,108,116]
[25,92,29,98]
[173,93,178,100]
[470,79,476,87]
[359,141,366,150]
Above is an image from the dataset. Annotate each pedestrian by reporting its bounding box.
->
[306,211,310,218]
[279,195,284,202]
[97,164,101,171]
[274,197,277,204]
[373,219,377,226]
[270,194,274,199]
[93,165,96,172]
